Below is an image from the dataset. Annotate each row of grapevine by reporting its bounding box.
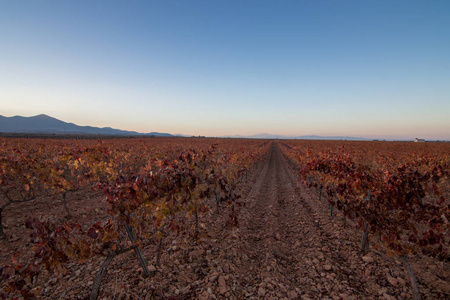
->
[0,137,271,299]
[279,140,449,299]
[279,140,449,260]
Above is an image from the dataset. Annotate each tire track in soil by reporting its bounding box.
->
[231,142,372,299]
[235,142,300,297]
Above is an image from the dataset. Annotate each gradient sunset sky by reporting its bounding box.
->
[1,1,449,139]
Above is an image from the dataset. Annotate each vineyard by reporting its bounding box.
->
[0,138,449,299]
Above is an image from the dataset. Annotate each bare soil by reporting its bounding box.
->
[1,142,449,299]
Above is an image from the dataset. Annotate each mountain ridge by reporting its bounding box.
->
[0,114,173,137]
[1,114,391,140]
[221,133,368,140]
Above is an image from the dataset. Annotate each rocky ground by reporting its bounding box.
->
[1,142,449,299]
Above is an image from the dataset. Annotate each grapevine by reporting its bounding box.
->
[0,137,270,299]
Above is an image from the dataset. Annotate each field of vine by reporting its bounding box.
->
[0,137,269,299]
[1,138,449,299]
[280,140,449,299]
[279,140,449,260]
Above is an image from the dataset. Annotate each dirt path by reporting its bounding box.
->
[236,142,302,295]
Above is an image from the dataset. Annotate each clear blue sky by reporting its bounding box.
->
[1,0,449,139]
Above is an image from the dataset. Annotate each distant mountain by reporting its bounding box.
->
[0,114,173,137]
[223,133,368,140]
[293,135,368,140]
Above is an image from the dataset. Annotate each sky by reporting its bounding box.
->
[1,0,449,139]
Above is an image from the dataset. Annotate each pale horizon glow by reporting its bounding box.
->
[1,1,449,140]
